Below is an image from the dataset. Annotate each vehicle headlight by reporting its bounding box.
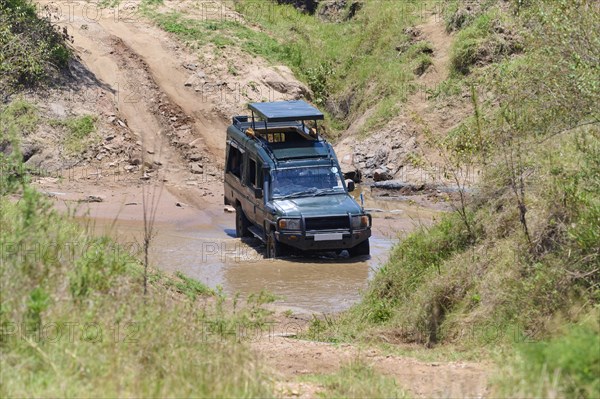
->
[351,215,369,229]
[278,218,301,230]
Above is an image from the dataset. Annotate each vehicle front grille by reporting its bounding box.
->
[304,216,349,231]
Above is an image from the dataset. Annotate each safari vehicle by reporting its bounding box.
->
[224,100,371,258]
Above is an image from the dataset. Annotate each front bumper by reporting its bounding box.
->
[276,228,371,251]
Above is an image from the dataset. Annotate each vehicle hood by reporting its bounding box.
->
[271,193,362,217]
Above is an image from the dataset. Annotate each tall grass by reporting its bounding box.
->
[493,312,600,398]
[0,98,274,397]
[315,0,599,383]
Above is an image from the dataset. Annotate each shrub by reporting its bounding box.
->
[0,0,71,93]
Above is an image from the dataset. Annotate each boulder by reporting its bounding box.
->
[373,168,393,182]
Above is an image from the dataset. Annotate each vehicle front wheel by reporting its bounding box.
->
[235,205,252,238]
[349,239,370,257]
[265,231,285,259]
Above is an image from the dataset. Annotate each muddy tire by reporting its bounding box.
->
[235,205,251,238]
[266,231,285,259]
[349,239,370,257]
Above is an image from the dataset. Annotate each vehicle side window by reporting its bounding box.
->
[257,165,264,189]
[247,158,257,187]
[226,143,243,179]
[245,158,265,191]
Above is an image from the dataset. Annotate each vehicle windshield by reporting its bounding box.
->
[271,166,345,199]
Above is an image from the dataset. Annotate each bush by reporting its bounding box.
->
[494,313,600,398]
[0,0,71,93]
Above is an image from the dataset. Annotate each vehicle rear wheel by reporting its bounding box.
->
[349,239,370,257]
[235,205,251,238]
[266,231,285,259]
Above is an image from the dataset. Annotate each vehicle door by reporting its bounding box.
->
[224,140,245,204]
[241,154,265,226]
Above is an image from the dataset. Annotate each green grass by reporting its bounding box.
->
[0,185,275,397]
[447,3,523,76]
[492,312,600,398]
[0,103,276,395]
[50,114,98,154]
[170,271,214,299]
[142,0,439,136]
[302,360,409,398]
[310,0,600,383]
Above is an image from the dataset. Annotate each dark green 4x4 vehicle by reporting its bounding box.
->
[224,100,371,258]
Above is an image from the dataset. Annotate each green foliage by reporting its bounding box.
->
[143,0,430,135]
[171,271,214,299]
[494,313,600,398]
[69,238,129,299]
[0,0,71,92]
[0,99,38,194]
[369,214,473,306]
[0,187,274,397]
[50,114,98,154]
[450,11,493,74]
[322,0,599,351]
[25,287,50,329]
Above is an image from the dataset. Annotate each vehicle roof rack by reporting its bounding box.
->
[248,100,324,123]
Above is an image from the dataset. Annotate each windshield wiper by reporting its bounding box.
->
[277,188,317,199]
[313,188,342,196]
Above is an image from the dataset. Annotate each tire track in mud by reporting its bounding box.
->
[49,1,224,205]
[108,35,216,179]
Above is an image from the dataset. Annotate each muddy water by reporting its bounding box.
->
[88,191,439,314]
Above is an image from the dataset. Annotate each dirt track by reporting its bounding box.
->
[34,1,490,396]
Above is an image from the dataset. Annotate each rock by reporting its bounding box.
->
[20,143,39,162]
[373,168,393,182]
[188,138,202,148]
[224,206,235,213]
[318,0,362,22]
[80,195,104,203]
[344,169,362,183]
[184,75,197,87]
[147,149,155,154]
[49,103,67,117]
[117,119,127,128]
[183,63,198,71]
[190,163,203,174]
[261,66,310,98]
[130,158,141,165]
[189,153,203,162]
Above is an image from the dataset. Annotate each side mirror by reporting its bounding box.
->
[345,179,355,192]
[254,187,263,198]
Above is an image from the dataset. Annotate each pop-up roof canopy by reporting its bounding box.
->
[248,100,324,123]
